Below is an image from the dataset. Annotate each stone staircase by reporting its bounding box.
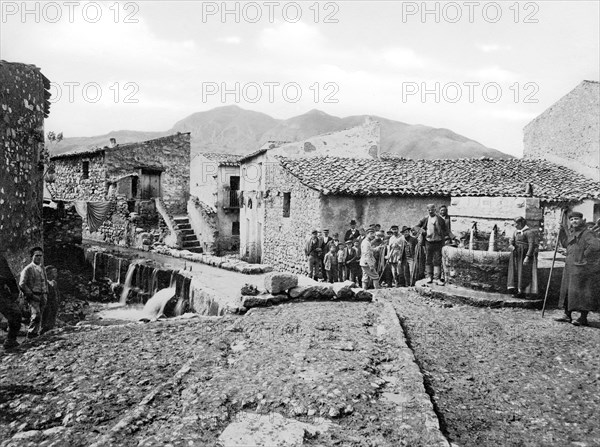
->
[173,216,202,253]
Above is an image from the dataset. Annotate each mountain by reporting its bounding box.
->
[170,105,279,154]
[50,105,512,159]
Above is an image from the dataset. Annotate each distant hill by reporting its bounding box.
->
[50,105,512,159]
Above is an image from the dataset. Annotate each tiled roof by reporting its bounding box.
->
[199,152,243,166]
[277,156,600,202]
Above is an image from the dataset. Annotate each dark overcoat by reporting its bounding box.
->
[559,227,600,311]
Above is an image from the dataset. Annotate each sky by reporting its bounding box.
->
[1,1,599,157]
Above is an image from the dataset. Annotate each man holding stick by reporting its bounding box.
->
[554,211,600,327]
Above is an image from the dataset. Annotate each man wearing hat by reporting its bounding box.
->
[399,226,417,286]
[360,228,380,289]
[555,211,600,326]
[415,204,450,285]
[304,230,321,281]
[344,220,360,242]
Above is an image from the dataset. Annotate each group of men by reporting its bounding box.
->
[304,203,455,290]
[0,247,60,349]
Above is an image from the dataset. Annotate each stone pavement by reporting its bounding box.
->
[0,297,449,447]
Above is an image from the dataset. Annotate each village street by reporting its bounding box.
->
[1,286,600,447]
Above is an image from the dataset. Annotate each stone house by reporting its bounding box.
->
[47,133,191,249]
[244,155,600,273]
[188,152,242,254]
[0,60,51,272]
[239,120,381,263]
[524,80,600,222]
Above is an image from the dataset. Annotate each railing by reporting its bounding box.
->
[224,188,240,209]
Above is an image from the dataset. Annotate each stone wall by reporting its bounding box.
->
[450,196,543,251]
[263,164,321,274]
[0,61,50,272]
[270,118,380,159]
[49,151,107,201]
[188,196,218,254]
[43,203,83,250]
[524,80,600,182]
[105,133,191,215]
[320,195,450,237]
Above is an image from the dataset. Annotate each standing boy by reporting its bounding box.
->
[42,265,60,334]
[324,245,338,283]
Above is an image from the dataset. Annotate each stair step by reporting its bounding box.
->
[183,240,201,247]
[174,217,190,223]
[183,234,198,241]
[180,229,195,235]
[177,224,192,230]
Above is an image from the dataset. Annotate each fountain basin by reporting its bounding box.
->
[442,246,511,294]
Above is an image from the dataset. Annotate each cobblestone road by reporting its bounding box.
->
[0,299,448,447]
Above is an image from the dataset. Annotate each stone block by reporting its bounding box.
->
[264,272,298,294]
[334,286,355,300]
[241,294,289,308]
[331,280,356,295]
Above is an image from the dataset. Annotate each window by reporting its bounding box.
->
[82,160,89,179]
[232,221,240,236]
[283,192,291,218]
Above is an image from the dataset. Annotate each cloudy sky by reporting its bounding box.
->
[2,1,598,157]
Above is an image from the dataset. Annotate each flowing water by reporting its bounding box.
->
[120,263,138,305]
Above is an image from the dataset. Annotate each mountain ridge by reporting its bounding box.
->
[50,105,513,159]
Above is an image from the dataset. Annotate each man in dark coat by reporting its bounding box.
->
[344,220,360,242]
[415,204,449,285]
[305,230,321,281]
[555,211,600,326]
[0,252,22,349]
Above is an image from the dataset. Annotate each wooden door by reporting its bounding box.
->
[140,169,161,199]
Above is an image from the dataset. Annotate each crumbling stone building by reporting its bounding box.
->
[189,152,242,254]
[47,133,191,249]
[524,80,600,222]
[239,119,380,263]
[0,60,51,272]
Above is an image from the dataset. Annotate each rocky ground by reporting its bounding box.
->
[386,288,600,447]
[2,285,599,447]
[0,299,446,447]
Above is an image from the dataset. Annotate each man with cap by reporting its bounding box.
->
[388,225,401,247]
[555,211,600,326]
[0,252,23,349]
[304,230,321,281]
[344,220,360,242]
[400,226,418,286]
[360,228,380,289]
[415,204,449,285]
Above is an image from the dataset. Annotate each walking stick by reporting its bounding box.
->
[542,209,565,317]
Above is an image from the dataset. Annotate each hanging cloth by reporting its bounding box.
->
[73,201,87,220]
[87,201,112,233]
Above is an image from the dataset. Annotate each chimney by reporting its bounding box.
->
[109,138,117,148]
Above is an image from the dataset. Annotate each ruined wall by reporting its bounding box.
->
[49,151,107,201]
[188,196,218,254]
[270,118,380,159]
[239,152,268,262]
[320,195,450,237]
[0,61,49,272]
[43,203,83,251]
[105,133,191,215]
[524,80,600,182]
[263,163,321,273]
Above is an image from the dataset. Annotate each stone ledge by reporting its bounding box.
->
[151,246,273,274]
[414,280,544,309]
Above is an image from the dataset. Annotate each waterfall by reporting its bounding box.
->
[488,225,497,252]
[92,252,99,281]
[141,287,176,321]
[116,258,122,284]
[150,268,159,297]
[120,263,137,305]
